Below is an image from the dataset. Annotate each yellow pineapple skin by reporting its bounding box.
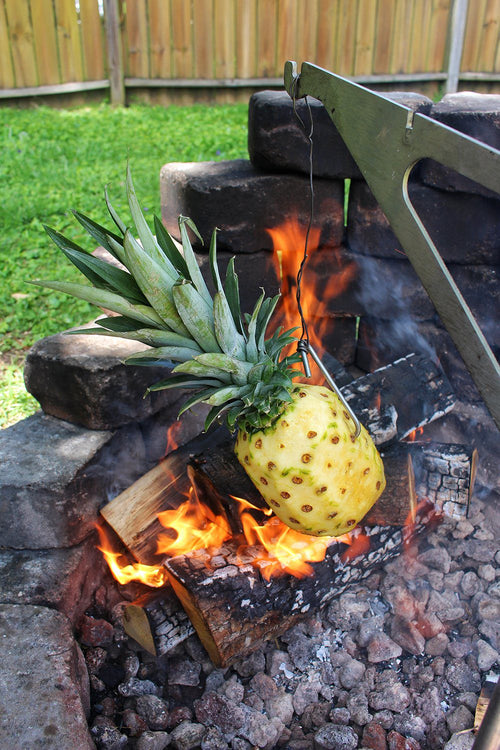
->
[235,384,385,537]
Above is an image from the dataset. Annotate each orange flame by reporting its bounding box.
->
[232,495,333,580]
[406,426,424,442]
[267,218,357,381]
[340,529,371,563]
[96,524,167,588]
[156,486,232,557]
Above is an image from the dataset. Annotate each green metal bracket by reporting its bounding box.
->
[284,60,500,429]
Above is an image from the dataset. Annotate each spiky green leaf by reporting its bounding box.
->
[195,352,251,384]
[153,215,190,278]
[173,359,231,383]
[245,290,265,363]
[105,186,127,235]
[172,280,220,353]
[125,346,199,364]
[71,210,124,260]
[224,257,244,335]
[178,216,212,308]
[31,280,165,327]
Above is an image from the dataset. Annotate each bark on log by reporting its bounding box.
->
[341,353,456,445]
[162,501,438,666]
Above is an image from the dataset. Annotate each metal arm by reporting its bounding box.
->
[285,61,500,429]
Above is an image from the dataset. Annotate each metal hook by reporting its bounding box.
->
[298,341,361,438]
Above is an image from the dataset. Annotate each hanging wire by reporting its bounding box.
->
[290,77,361,437]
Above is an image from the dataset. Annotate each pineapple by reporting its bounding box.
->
[33,166,385,537]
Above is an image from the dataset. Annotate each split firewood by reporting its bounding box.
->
[341,352,456,445]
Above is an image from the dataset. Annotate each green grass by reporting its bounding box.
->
[0,102,248,427]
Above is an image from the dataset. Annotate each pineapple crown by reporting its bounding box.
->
[33,166,300,433]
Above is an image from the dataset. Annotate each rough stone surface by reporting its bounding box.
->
[24,325,180,430]
[160,160,345,254]
[0,603,94,749]
[0,535,106,625]
[423,92,500,199]
[347,179,500,264]
[248,89,432,180]
[0,413,112,548]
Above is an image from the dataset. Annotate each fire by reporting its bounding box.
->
[406,426,424,442]
[96,524,167,588]
[267,218,357,381]
[156,486,232,557]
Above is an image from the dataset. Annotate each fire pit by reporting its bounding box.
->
[1,72,499,750]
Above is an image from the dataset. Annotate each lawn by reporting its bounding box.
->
[0,102,248,427]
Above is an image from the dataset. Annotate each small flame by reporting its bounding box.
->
[165,420,182,455]
[96,524,167,588]
[406,426,424,442]
[340,529,371,563]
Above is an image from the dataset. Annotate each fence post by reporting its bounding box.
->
[105,0,125,105]
[446,0,469,94]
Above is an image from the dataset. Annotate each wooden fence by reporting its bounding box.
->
[0,0,498,103]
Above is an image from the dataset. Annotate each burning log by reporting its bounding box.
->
[341,352,456,445]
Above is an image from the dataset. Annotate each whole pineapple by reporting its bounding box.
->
[34,166,385,537]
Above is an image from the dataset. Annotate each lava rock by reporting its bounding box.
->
[80,615,115,647]
[367,632,403,663]
[362,721,388,750]
[314,722,359,750]
[169,720,205,750]
[194,691,246,741]
[136,731,171,750]
[136,695,170,731]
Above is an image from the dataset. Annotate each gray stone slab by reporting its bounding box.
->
[160,159,344,253]
[24,324,179,430]
[0,535,107,626]
[0,398,208,551]
[347,179,500,264]
[423,92,500,199]
[248,89,432,180]
[0,413,114,549]
[0,603,94,749]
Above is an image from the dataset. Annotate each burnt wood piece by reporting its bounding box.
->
[162,501,438,666]
[121,592,195,657]
[100,428,230,565]
[190,440,476,528]
[341,353,456,445]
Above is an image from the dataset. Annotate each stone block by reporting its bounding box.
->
[347,180,500,265]
[160,159,344,253]
[0,603,94,749]
[423,93,500,199]
[248,89,432,180]
[0,535,107,626]
[0,403,207,550]
[24,324,179,430]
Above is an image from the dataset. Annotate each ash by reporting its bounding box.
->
[81,495,499,750]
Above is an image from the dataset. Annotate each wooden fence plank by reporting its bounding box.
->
[336,0,357,76]
[390,0,414,73]
[235,0,257,78]
[354,0,377,76]
[425,0,451,74]
[0,0,15,88]
[193,0,213,78]
[373,0,396,75]
[171,0,192,78]
[295,0,318,66]
[4,0,38,87]
[478,0,500,72]
[124,0,149,77]
[276,0,297,70]
[30,0,60,85]
[79,0,105,81]
[256,0,277,76]
[408,0,432,73]
[462,0,487,71]
[214,0,235,78]
[148,0,172,78]
[54,0,83,82]
[316,0,339,72]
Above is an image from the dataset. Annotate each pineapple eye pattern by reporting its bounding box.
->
[301,454,312,463]
[270,499,280,507]
[292,477,303,485]
[316,486,327,495]
[301,505,313,513]
[260,477,268,485]
[267,462,276,470]
[289,517,300,524]
[281,491,291,499]
[307,431,317,438]
[331,436,340,444]
[255,439,262,448]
